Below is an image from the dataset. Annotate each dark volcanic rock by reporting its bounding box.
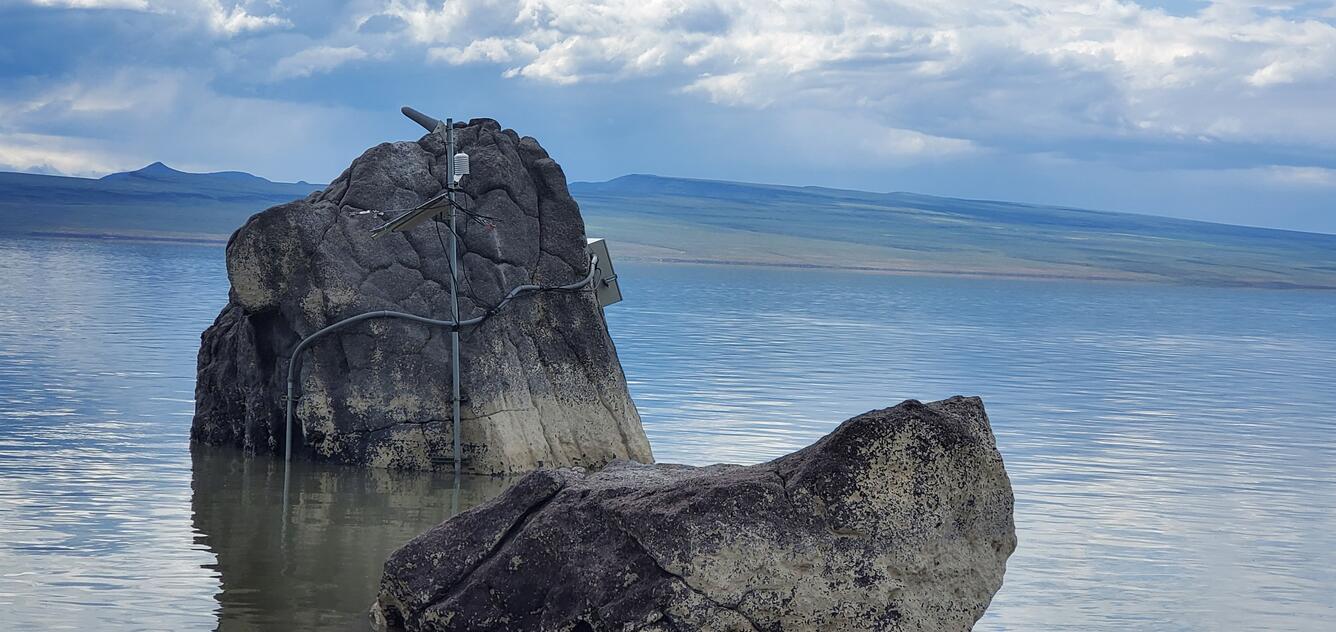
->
[192,119,653,474]
[372,396,1017,632]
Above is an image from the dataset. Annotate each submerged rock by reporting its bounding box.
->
[192,118,653,474]
[372,396,1017,632]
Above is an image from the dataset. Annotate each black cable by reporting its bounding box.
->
[434,217,486,311]
[383,189,595,336]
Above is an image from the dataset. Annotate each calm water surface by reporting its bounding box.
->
[1,236,1334,630]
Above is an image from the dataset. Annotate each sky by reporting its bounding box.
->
[0,0,1333,233]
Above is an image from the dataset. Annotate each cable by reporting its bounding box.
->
[379,190,499,229]
[434,217,482,308]
[282,255,598,462]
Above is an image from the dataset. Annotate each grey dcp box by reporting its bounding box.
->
[585,238,622,307]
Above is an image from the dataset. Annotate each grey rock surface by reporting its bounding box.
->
[372,396,1017,632]
[192,118,653,474]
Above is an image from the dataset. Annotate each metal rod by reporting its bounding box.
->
[446,118,462,477]
[284,380,294,462]
[281,454,290,533]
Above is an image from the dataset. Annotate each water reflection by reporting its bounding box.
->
[3,237,1336,630]
[605,264,1336,630]
[191,448,510,631]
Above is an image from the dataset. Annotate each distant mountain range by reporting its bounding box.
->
[0,163,322,242]
[2,165,1335,288]
[569,175,1336,289]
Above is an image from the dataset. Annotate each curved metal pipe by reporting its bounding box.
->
[283,255,597,464]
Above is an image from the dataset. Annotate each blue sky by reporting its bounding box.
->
[1,0,1333,232]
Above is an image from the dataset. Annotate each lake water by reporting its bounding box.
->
[1,236,1334,630]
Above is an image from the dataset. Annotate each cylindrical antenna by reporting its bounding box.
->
[402,106,443,133]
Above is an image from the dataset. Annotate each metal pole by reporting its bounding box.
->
[284,380,294,462]
[446,119,462,476]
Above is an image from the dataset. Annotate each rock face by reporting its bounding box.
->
[372,396,1017,632]
[192,118,654,474]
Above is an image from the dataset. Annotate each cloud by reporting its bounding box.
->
[28,0,291,36]
[0,133,140,176]
[0,68,367,181]
[30,0,150,8]
[6,0,1336,231]
[862,126,977,159]
[1251,165,1336,187]
[272,45,368,79]
[368,0,1336,159]
[428,38,539,66]
[2,69,183,118]
[199,0,291,36]
[21,1,1336,165]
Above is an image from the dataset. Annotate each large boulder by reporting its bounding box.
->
[192,118,653,474]
[372,396,1017,631]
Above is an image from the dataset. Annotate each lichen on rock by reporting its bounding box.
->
[372,396,1017,631]
[191,118,653,474]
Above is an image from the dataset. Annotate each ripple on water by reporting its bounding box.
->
[1,239,1334,630]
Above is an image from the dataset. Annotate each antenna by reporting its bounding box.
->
[401,106,442,133]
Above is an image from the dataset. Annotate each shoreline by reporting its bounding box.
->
[12,230,1336,291]
[25,231,231,246]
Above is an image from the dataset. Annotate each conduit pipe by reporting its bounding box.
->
[282,255,598,466]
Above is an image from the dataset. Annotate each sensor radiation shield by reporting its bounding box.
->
[452,153,470,183]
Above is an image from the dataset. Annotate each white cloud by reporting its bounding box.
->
[0,133,140,176]
[1252,165,1336,187]
[2,70,183,118]
[0,69,365,181]
[862,126,977,159]
[30,0,150,8]
[428,38,540,66]
[272,45,368,79]
[365,0,1336,157]
[200,0,290,36]
[12,0,1336,202]
[31,0,291,35]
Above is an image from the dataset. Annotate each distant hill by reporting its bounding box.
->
[0,163,322,241]
[570,174,1336,289]
[2,166,1334,288]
